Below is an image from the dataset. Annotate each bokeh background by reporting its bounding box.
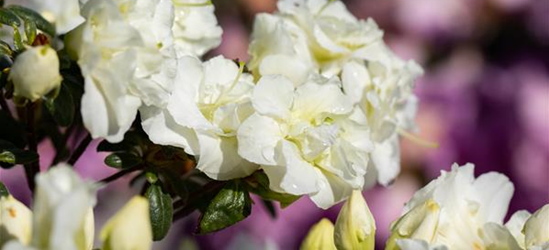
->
[1,0,548,249]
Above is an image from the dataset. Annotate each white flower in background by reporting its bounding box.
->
[8,46,62,102]
[341,51,423,188]
[505,210,532,249]
[334,190,375,250]
[248,0,384,78]
[300,218,337,250]
[141,55,258,180]
[237,73,373,209]
[386,163,517,250]
[27,0,85,34]
[171,0,223,57]
[100,196,152,250]
[67,0,178,142]
[0,195,32,247]
[523,205,549,249]
[249,0,424,188]
[3,164,97,250]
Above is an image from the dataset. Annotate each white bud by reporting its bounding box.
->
[301,218,337,250]
[0,195,32,247]
[334,190,376,250]
[9,46,62,102]
[101,196,152,250]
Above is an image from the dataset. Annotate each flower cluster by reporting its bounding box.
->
[301,163,549,250]
[19,0,422,209]
[141,0,422,209]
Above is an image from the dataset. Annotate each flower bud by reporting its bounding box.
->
[301,218,337,250]
[8,46,62,102]
[524,204,549,248]
[0,195,32,247]
[101,196,152,250]
[386,199,441,250]
[334,190,376,250]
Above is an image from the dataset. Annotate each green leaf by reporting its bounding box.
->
[0,140,38,165]
[0,182,8,197]
[12,25,24,51]
[104,152,142,169]
[145,184,173,241]
[7,6,55,37]
[0,8,20,27]
[44,83,74,127]
[0,41,12,57]
[198,181,252,234]
[246,172,300,208]
[24,19,36,45]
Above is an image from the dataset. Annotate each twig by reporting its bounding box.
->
[98,165,144,184]
[23,103,39,192]
[67,134,92,166]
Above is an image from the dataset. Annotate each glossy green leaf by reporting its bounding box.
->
[0,140,38,165]
[44,83,74,127]
[198,181,252,234]
[145,184,173,241]
[0,8,20,27]
[7,6,55,37]
[0,41,12,57]
[104,152,142,169]
[24,19,36,45]
[246,172,300,208]
[12,25,24,51]
[0,182,8,197]
[0,111,25,148]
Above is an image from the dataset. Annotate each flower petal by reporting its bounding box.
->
[252,74,295,120]
[237,113,283,166]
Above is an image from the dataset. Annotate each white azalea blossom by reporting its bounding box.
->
[387,163,518,250]
[171,0,223,57]
[3,164,97,250]
[523,205,549,249]
[237,73,373,209]
[27,0,85,34]
[67,0,177,142]
[0,195,32,247]
[249,0,424,189]
[141,55,258,180]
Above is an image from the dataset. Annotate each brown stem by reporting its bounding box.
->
[67,134,92,166]
[23,103,39,192]
[98,165,144,184]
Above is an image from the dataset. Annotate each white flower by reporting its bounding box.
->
[100,196,152,250]
[248,0,384,78]
[28,0,85,34]
[300,218,337,250]
[8,46,62,102]
[141,55,258,180]
[334,190,375,250]
[237,73,373,209]
[66,0,177,142]
[3,164,97,250]
[248,0,424,188]
[0,195,32,247]
[171,0,223,57]
[387,163,516,250]
[505,210,532,249]
[524,205,549,249]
